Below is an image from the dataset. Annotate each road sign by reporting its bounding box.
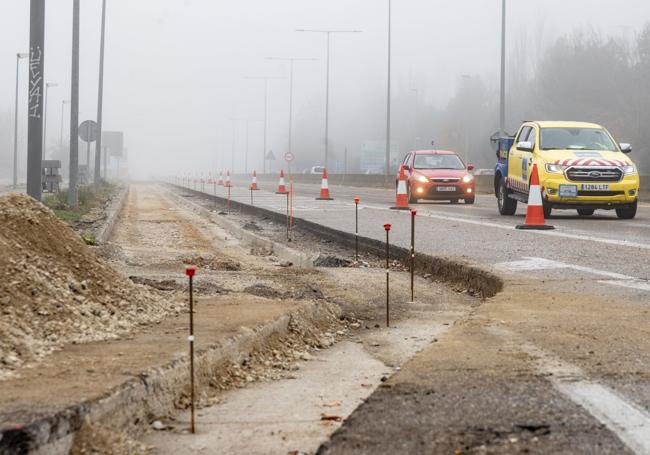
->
[266,150,276,161]
[103,131,124,157]
[284,152,295,162]
[79,120,98,142]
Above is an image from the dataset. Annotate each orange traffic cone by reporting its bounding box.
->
[225,170,232,188]
[218,171,224,186]
[516,163,554,230]
[391,165,410,210]
[276,170,288,194]
[316,168,334,200]
[250,170,259,190]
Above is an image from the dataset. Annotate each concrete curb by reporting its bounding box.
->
[95,185,129,245]
[169,184,503,298]
[0,301,338,455]
[165,188,316,268]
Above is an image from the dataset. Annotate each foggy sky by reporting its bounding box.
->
[1,0,649,178]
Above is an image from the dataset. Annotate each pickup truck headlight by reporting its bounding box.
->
[545,163,565,174]
[622,165,637,175]
[462,175,474,183]
[416,175,429,183]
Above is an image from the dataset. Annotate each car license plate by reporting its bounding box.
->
[436,186,457,192]
[559,184,578,198]
[580,183,609,191]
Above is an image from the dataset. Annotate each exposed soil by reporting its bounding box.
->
[0,193,178,377]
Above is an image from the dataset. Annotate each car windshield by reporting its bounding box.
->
[413,154,465,170]
[540,127,617,151]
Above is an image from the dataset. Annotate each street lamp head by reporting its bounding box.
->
[17,53,29,59]
[46,82,58,88]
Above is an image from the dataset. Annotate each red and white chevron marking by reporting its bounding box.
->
[554,158,627,167]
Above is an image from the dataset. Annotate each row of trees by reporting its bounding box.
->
[438,24,650,172]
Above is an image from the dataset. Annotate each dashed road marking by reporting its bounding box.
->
[489,326,650,455]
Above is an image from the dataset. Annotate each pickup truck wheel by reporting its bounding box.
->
[497,179,517,215]
[616,201,637,219]
[577,209,595,216]
[464,198,475,205]
[543,201,552,219]
[450,199,459,204]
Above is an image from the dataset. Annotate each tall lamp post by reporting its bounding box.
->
[499,0,507,135]
[59,99,71,146]
[244,75,285,174]
[43,81,58,157]
[13,52,28,189]
[385,0,392,182]
[266,57,316,161]
[295,29,361,170]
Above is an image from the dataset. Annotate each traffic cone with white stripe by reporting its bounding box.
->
[516,163,554,230]
[316,168,334,200]
[225,170,232,188]
[250,170,259,190]
[390,165,410,210]
[218,171,224,186]
[276,170,288,194]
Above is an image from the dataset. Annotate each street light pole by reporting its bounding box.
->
[69,0,80,208]
[385,0,392,182]
[13,53,28,189]
[244,76,285,174]
[499,0,507,135]
[27,0,45,200]
[266,57,316,160]
[95,0,107,186]
[59,99,70,146]
[43,82,58,157]
[296,29,361,170]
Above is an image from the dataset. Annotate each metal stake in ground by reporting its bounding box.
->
[286,191,290,241]
[227,185,231,214]
[410,209,417,303]
[185,266,197,434]
[384,223,391,327]
[354,197,360,261]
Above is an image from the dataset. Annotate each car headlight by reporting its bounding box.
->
[622,165,637,175]
[462,175,474,183]
[416,175,429,183]
[545,163,565,174]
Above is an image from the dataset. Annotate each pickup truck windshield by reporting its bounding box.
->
[414,154,465,170]
[540,127,617,151]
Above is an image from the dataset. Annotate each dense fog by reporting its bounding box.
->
[1,0,650,180]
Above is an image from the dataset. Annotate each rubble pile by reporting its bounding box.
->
[0,194,179,374]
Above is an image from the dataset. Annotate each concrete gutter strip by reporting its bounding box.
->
[0,302,338,455]
[95,185,130,245]
[171,185,503,298]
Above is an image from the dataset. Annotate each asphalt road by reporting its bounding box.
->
[176,179,650,454]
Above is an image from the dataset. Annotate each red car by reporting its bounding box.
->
[397,150,476,204]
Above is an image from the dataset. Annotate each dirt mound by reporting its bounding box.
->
[0,194,179,376]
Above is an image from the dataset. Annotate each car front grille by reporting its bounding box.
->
[577,191,624,197]
[566,167,623,182]
[431,178,460,183]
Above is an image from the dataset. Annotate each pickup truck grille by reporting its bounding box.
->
[565,167,623,182]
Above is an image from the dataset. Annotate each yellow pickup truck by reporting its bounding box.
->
[495,121,639,219]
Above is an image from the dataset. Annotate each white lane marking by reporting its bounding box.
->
[362,203,650,251]
[496,257,650,292]
[489,326,650,454]
[196,186,650,251]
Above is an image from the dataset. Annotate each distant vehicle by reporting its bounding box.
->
[494,121,639,219]
[364,168,384,175]
[397,150,475,204]
[309,166,325,175]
